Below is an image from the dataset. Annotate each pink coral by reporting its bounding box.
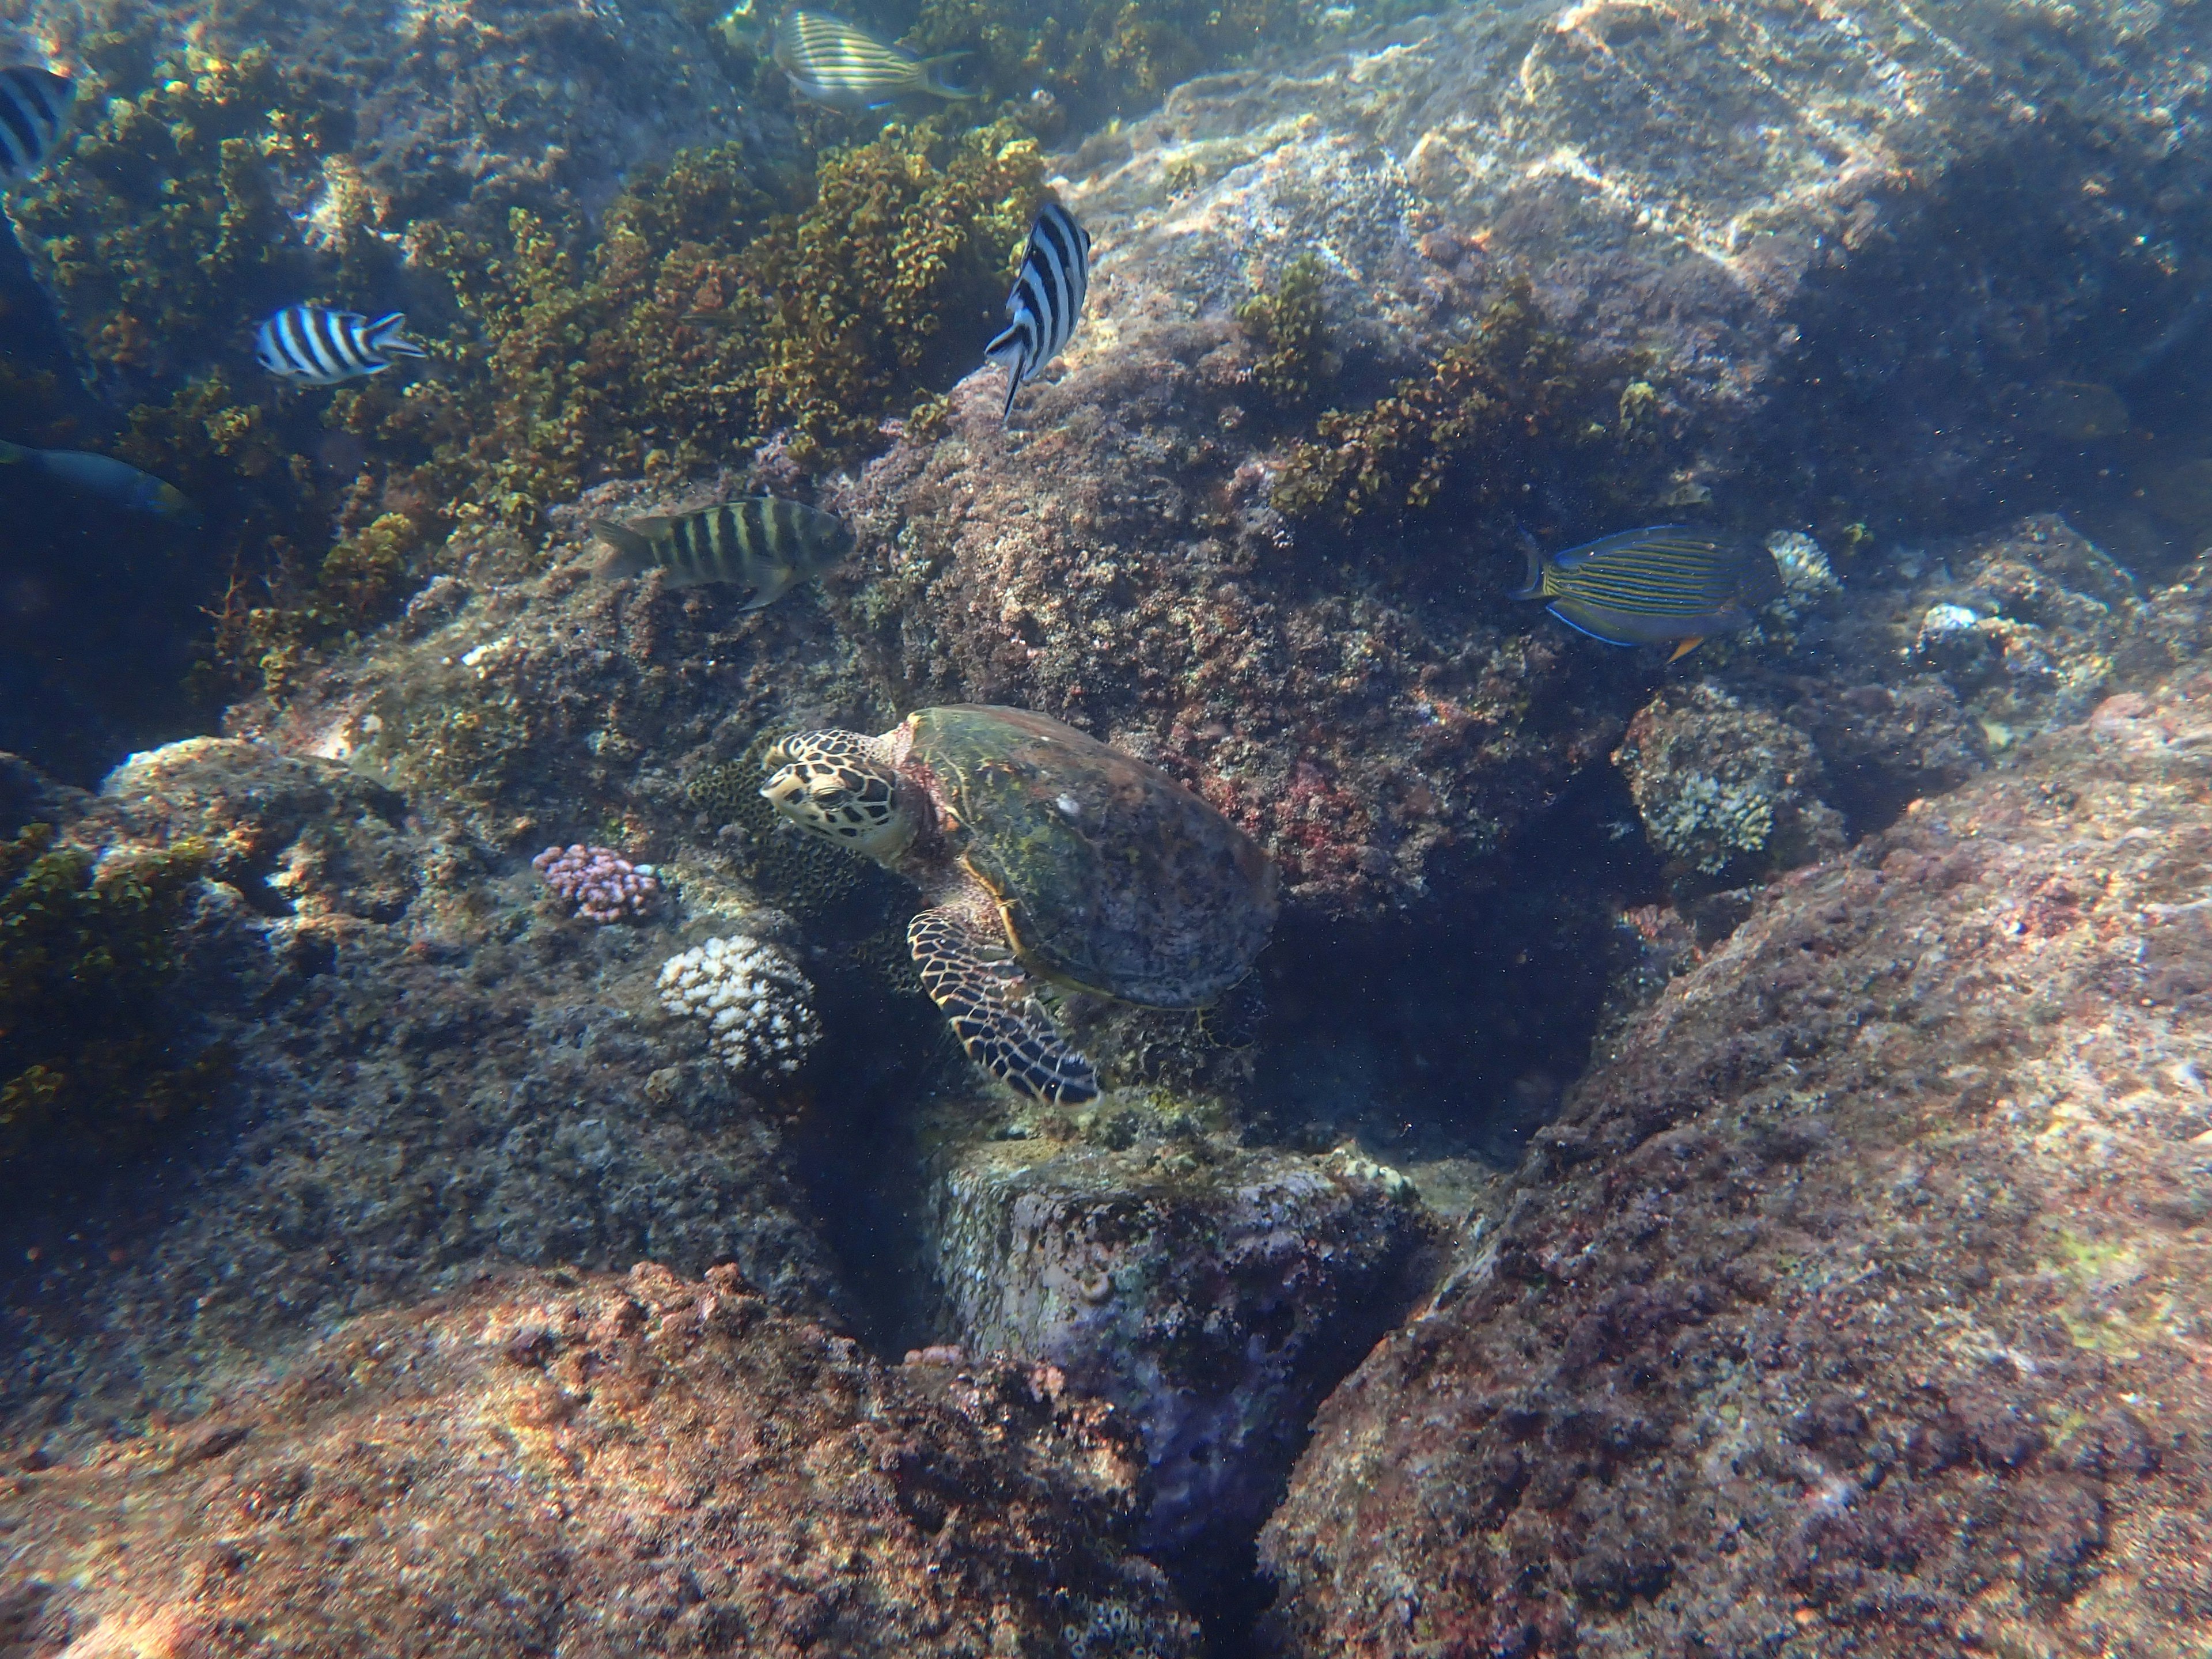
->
[532,843,660,923]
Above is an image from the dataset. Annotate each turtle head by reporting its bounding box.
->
[760,730,914,861]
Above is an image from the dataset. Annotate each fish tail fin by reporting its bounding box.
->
[984,323,1027,422]
[1666,637,1704,663]
[0,440,28,465]
[1508,535,1546,601]
[591,520,655,579]
[918,51,978,99]
[366,313,429,359]
[156,483,202,527]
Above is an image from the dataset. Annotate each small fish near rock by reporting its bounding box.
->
[986,201,1090,424]
[0,58,73,186]
[256,306,430,386]
[0,439,200,525]
[1513,524,1785,662]
[772,9,976,111]
[589,495,853,611]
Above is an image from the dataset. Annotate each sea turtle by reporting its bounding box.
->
[759,705,1278,1104]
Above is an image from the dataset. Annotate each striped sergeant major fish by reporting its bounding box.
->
[0,439,200,525]
[590,496,854,611]
[1513,525,1784,662]
[0,60,74,185]
[255,306,429,387]
[772,10,976,112]
[984,201,1089,424]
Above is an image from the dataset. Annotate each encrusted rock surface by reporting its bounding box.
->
[819,0,2212,914]
[0,1262,1199,1659]
[1257,676,2212,1658]
[931,1138,1433,1571]
[0,736,847,1433]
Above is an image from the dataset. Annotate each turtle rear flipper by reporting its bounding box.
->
[908,907,1099,1104]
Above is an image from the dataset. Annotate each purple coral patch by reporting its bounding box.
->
[532,843,660,923]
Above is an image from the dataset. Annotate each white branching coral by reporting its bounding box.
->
[657,934,820,1077]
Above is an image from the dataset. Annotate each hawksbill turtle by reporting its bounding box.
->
[759,704,1278,1103]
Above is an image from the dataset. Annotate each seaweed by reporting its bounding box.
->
[0,824,227,1171]
[1234,254,1331,413]
[1270,281,1645,529]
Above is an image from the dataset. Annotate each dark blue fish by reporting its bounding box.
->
[1513,525,1782,661]
[0,439,200,525]
[256,306,428,387]
[984,201,1090,423]
[0,62,73,185]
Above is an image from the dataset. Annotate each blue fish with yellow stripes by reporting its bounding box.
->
[1513,525,1783,661]
[772,10,976,111]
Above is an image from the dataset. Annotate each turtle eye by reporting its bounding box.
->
[808,777,848,804]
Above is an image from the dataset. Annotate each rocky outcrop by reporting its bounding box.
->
[931,1138,1433,1578]
[0,736,849,1433]
[1257,675,2212,1657]
[0,1263,1198,1659]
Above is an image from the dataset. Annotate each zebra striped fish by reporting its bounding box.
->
[984,201,1090,424]
[590,497,854,611]
[1512,525,1785,662]
[0,62,74,185]
[255,306,429,386]
[772,10,975,112]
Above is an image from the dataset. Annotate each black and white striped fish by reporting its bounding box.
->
[0,62,74,185]
[984,202,1089,424]
[772,10,974,112]
[255,306,429,387]
[590,496,853,611]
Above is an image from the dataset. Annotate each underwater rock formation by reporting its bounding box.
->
[820,0,2209,914]
[1612,683,1844,892]
[930,1137,1431,1577]
[0,736,847,1431]
[0,1262,1199,1658]
[1258,672,2212,1657]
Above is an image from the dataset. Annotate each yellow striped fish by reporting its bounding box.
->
[590,497,853,610]
[772,10,975,111]
[1513,525,1784,662]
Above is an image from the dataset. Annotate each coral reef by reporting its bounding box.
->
[0,820,222,1171]
[1612,684,1845,888]
[658,933,821,1078]
[0,737,851,1430]
[1259,671,2212,1658]
[533,842,662,923]
[930,1135,1431,1580]
[0,1262,1201,1658]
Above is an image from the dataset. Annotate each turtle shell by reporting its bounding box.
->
[902,705,1277,1007]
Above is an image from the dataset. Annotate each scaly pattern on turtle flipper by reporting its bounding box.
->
[908,906,1100,1105]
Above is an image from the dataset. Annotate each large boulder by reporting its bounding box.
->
[0,1263,1199,1658]
[1257,675,2212,1656]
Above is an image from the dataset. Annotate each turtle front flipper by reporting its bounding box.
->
[907,906,1099,1104]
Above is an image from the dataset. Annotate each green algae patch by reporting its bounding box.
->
[391,118,1043,535]
[1270,281,1655,529]
[0,825,228,1170]
[1236,254,1332,414]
